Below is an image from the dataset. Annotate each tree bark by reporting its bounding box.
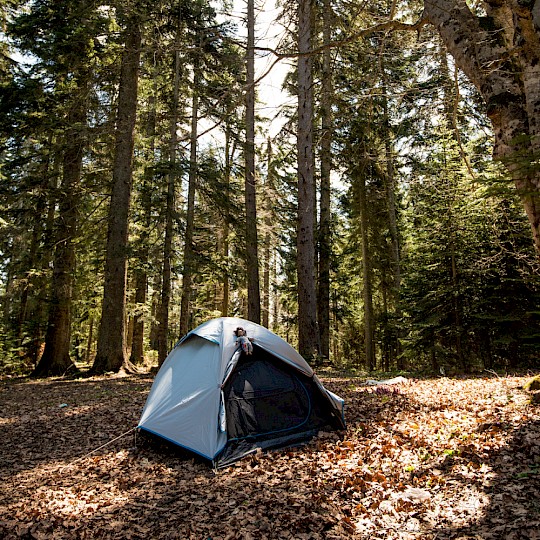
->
[297,0,320,359]
[422,0,540,254]
[92,19,141,374]
[245,0,261,323]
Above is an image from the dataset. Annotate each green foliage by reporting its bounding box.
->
[1,0,539,376]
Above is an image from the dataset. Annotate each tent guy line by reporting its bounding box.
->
[57,426,138,474]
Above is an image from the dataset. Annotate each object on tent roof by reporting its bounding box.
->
[138,317,345,467]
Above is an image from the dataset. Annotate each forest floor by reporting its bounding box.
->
[0,372,539,540]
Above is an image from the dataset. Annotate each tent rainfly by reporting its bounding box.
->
[138,317,345,467]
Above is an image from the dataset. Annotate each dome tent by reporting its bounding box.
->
[138,317,345,467]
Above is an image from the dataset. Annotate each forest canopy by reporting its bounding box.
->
[1,0,539,377]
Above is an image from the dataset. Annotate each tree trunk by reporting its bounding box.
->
[32,100,85,377]
[179,71,199,338]
[422,0,540,255]
[297,0,320,359]
[317,0,333,361]
[245,0,261,323]
[358,171,376,371]
[381,76,402,369]
[92,19,141,374]
[130,58,158,366]
[221,127,233,317]
[149,277,160,350]
[439,45,466,371]
[262,138,274,329]
[157,45,181,364]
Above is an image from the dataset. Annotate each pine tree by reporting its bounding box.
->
[93,6,145,374]
[297,0,320,359]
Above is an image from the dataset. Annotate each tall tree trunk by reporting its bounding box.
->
[149,276,160,350]
[245,0,261,323]
[157,45,180,364]
[179,71,199,338]
[422,0,540,255]
[317,0,333,361]
[297,0,320,359]
[381,81,402,369]
[33,99,85,377]
[130,267,147,365]
[31,155,61,366]
[85,316,94,364]
[221,127,233,317]
[358,171,376,371]
[439,46,466,371]
[272,251,279,332]
[262,138,274,328]
[130,59,158,366]
[92,19,141,374]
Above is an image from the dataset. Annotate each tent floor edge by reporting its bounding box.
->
[214,428,322,469]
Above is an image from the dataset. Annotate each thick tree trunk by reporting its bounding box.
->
[92,20,141,374]
[245,0,261,323]
[317,0,333,361]
[179,71,199,338]
[297,0,320,359]
[422,0,540,254]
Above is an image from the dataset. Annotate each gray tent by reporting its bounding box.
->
[138,317,345,467]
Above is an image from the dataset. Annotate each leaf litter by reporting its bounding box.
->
[0,374,538,539]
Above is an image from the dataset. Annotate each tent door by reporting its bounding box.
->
[224,356,311,440]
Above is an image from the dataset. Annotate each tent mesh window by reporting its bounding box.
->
[225,356,311,439]
[221,347,336,455]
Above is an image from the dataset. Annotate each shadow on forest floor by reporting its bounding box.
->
[0,373,538,539]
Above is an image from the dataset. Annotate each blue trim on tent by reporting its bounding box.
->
[137,426,226,460]
[227,376,312,442]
